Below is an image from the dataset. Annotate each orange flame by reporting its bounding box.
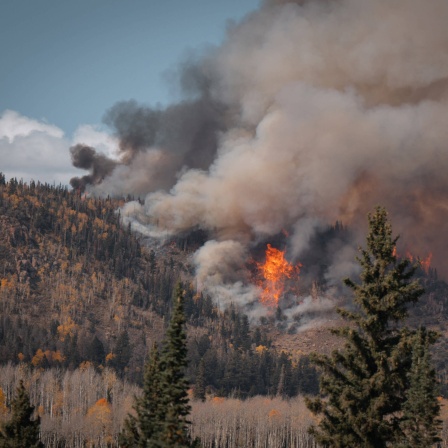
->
[406,251,432,274]
[420,253,433,274]
[256,244,301,307]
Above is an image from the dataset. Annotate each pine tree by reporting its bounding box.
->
[0,380,44,448]
[306,207,439,448]
[87,335,105,366]
[398,327,441,448]
[119,343,165,448]
[193,359,206,402]
[120,284,199,448]
[158,283,199,448]
[113,330,132,376]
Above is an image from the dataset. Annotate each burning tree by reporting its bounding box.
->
[306,207,441,448]
[256,244,301,308]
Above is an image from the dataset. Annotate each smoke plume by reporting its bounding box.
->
[74,0,448,315]
[70,144,118,191]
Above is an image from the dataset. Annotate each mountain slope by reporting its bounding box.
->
[0,174,318,398]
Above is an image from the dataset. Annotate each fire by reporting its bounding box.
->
[406,251,433,274]
[256,244,301,307]
[420,253,433,274]
[394,247,433,274]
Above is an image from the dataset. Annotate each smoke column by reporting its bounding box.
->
[74,0,448,310]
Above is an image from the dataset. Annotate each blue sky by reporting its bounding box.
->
[0,0,259,183]
[1,0,259,134]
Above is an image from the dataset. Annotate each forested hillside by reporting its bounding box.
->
[0,174,318,397]
[3,175,448,446]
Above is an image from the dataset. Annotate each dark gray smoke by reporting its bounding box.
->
[84,94,230,197]
[103,101,161,156]
[71,50,230,197]
[75,51,230,197]
[69,144,117,191]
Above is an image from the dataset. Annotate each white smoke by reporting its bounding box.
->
[283,294,339,332]
[193,240,259,310]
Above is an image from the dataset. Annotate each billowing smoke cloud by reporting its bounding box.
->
[79,93,230,196]
[78,0,448,315]
[70,144,118,191]
[193,240,259,310]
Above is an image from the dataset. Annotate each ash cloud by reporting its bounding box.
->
[73,0,448,313]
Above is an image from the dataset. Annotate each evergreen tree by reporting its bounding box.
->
[158,283,199,447]
[119,344,164,448]
[296,355,319,396]
[120,284,199,448]
[113,330,132,376]
[0,380,43,448]
[193,359,206,402]
[306,207,439,448]
[87,335,105,366]
[398,327,441,448]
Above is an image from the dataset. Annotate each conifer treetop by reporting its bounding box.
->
[342,206,424,334]
[306,206,439,448]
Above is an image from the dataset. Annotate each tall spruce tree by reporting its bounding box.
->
[158,283,199,448]
[0,380,43,448]
[120,283,199,448]
[119,344,165,447]
[306,207,440,447]
[398,327,441,448]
